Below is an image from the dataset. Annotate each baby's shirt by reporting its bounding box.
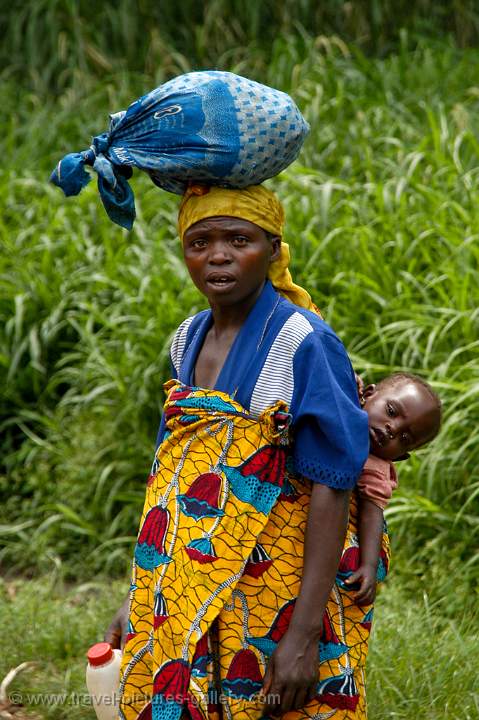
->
[356,454,398,510]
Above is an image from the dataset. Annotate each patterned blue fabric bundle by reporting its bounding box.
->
[50,71,309,230]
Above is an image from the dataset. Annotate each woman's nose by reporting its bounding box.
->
[209,242,232,264]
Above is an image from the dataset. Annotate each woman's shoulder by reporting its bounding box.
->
[273,298,347,354]
[255,297,352,383]
[248,299,352,416]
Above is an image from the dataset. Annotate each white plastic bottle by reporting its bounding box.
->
[86,642,122,720]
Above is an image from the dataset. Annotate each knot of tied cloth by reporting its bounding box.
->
[178,185,320,315]
[50,128,136,230]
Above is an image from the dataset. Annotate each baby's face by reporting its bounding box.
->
[362,379,440,461]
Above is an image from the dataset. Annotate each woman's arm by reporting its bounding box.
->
[262,483,350,715]
[104,596,130,649]
[345,497,383,605]
[262,328,369,715]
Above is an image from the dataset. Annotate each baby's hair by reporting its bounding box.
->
[377,371,442,433]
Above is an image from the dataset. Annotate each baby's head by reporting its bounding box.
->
[361,372,442,461]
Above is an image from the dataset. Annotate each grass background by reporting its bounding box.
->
[1,2,478,718]
[1,574,477,720]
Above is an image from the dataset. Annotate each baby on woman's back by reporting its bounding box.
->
[346,372,442,604]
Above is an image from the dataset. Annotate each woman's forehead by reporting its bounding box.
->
[184,215,264,234]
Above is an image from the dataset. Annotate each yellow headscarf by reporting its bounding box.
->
[178,185,320,314]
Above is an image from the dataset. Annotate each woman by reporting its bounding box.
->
[106,185,370,720]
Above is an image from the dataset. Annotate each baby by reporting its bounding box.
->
[346,372,442,604]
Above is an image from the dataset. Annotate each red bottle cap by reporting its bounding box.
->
[87,642,113,666]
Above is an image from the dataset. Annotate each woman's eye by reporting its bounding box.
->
[192,239,207,248]
[232,235,249,245]
[386,403,395,417]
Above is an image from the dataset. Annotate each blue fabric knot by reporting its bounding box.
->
[92,132,110,155]
[50,131,135,230]
[82,147,96,165]
[93,153,117,188]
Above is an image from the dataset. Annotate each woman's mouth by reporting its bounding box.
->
[205,273,236,290]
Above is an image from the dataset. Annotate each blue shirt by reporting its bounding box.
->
[157,280,369,490]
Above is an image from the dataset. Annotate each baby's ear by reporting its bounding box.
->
[394,452,410,462]
[362,383,376,400]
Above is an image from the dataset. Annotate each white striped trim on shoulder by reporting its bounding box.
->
[170,316,195,375]
[250,312,314,416]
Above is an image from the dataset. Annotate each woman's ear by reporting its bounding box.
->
[269,236,281,262]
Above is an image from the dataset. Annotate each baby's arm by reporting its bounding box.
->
[347,457,397,604]
[345,497,383,604]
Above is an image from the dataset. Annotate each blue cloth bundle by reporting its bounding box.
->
[50,71,309,230]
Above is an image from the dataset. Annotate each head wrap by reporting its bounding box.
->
[178,185,320,313]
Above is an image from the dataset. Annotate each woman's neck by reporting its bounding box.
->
[209,281,265,337]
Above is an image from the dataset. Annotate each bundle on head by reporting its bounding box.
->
[50,71,309,230]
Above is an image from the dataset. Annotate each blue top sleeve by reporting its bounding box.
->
[290,328,369,490]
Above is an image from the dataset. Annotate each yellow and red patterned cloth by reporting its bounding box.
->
[119,382,390,720]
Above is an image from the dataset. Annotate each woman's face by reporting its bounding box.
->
[183,216,280,306]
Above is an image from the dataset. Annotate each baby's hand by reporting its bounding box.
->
[345,564,377,605]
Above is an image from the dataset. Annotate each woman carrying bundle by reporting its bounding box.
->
[51,70,374,719]
[105,184,372,720]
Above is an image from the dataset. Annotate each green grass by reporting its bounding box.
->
[1,37,478,584]
[368,575,479,719]
[2,1,479,95]
[0,574,125,720]
[1,573,476,720]
[1,11,478,720]
[1,26,478,720]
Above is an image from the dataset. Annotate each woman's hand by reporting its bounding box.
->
[104,596,130,650]
[345,563,377,605]
[262,625,320,716]
[261,484,349,716]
